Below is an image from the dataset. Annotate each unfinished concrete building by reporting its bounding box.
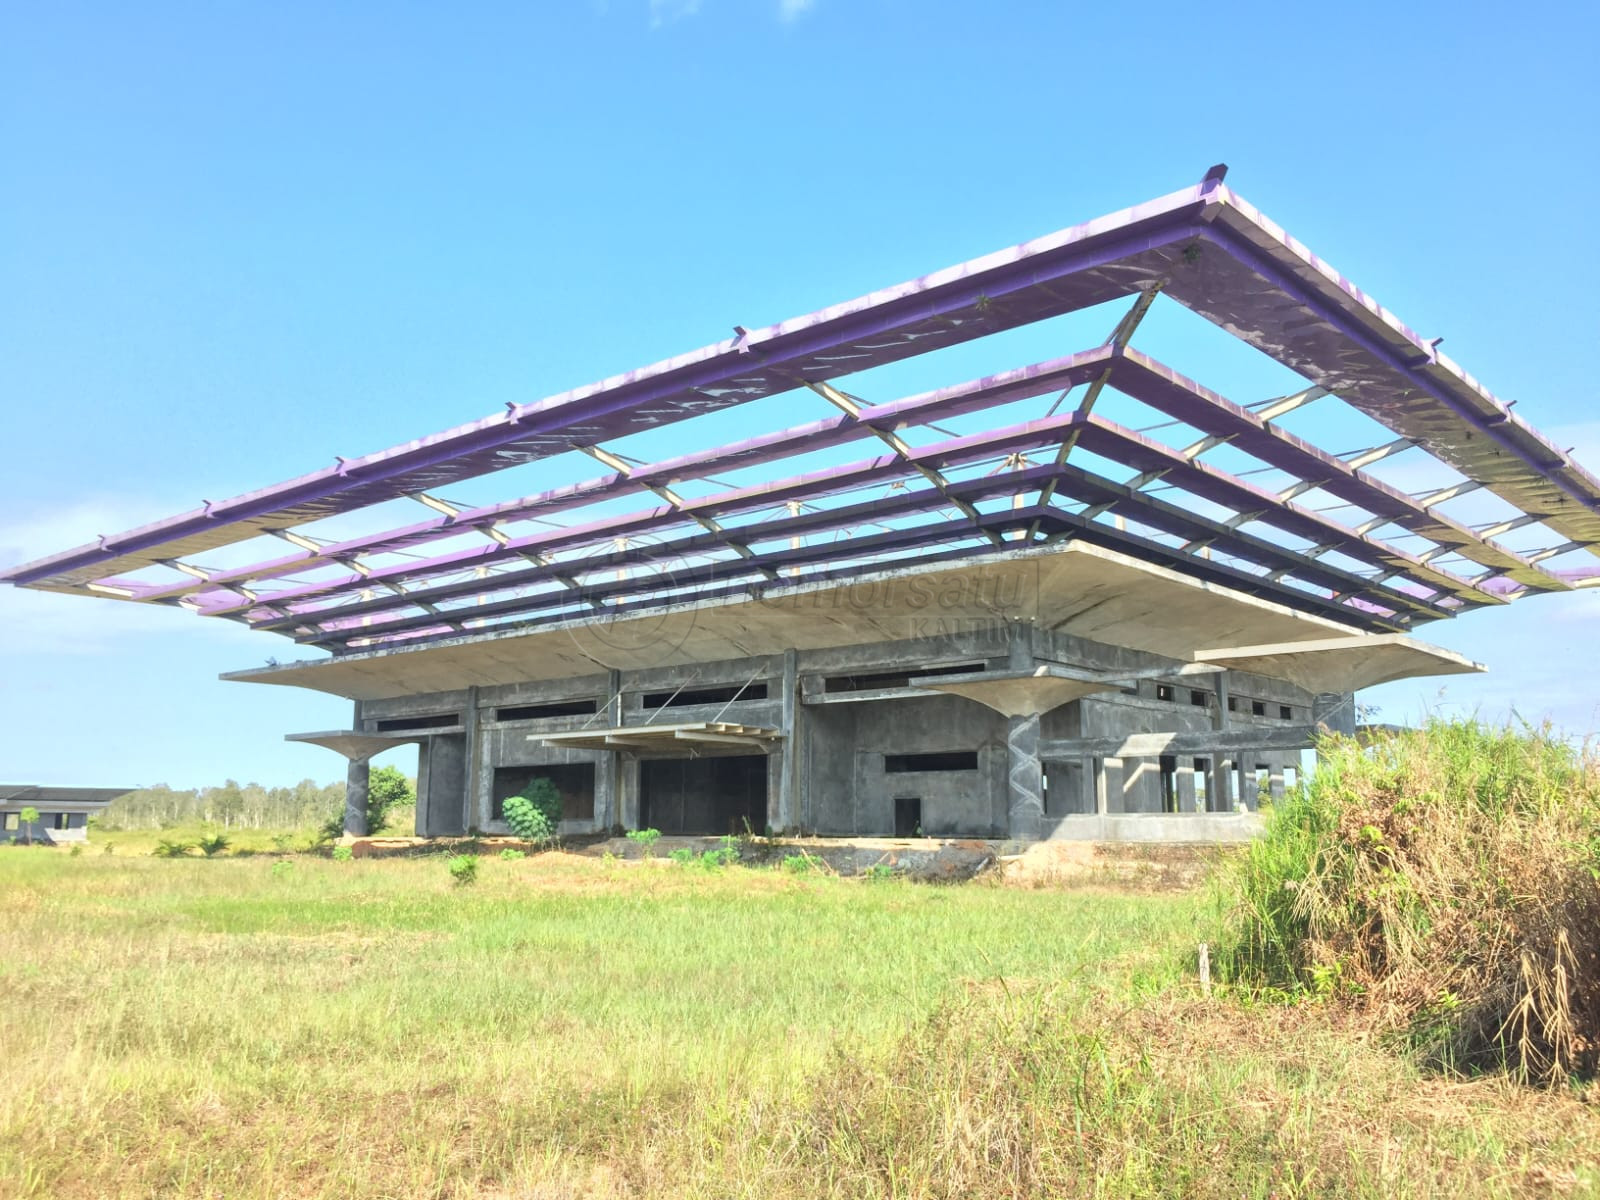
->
[6,168,1598,843]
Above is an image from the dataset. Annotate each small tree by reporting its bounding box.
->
[17,806,39,847]
[503,778,562,844]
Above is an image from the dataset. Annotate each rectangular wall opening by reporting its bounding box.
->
[640,755,767,835]
[492,763,597,823]
[641,682,767,709]
[894,796,922,838]
[1159,755,1178,813]
[375,713,459,732]
[495,700,598,722]
[884,751,979,773]
[823,663,985,693]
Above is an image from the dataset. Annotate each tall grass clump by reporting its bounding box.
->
[1220,716,1600,1083]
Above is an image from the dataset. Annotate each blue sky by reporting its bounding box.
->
[2,0,1597,789]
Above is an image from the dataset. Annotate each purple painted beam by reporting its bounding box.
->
[286,447,1456,648]
[120,350,1117,606]
[237,402,1486,635]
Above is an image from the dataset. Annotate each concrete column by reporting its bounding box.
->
[344,758,370,837]
[1239,759,1260,811]
[1314,692,1357,737]
[462,685,482,830]
[1005,712,1044,840]
[774,648,799,834]
[1078,755,1096,815]
[1209,757,1233,812]
[1102,757,1126,814]
[1176,764,1197,813]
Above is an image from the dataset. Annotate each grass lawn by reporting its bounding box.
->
[2,847,1597,1198]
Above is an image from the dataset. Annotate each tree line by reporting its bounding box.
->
[100,779,362,831]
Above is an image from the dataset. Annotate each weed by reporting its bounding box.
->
[448,854,479,886]
[668,847,696,865]
[863,863,895,882]
[152,839,195,859]
[626,827,662,858]
[499,848,526,861]
[1219,716,1600,1083]
[197,832,232,858]
[331,845,354,862]
[269,859,293,880]
[781,854,815,875]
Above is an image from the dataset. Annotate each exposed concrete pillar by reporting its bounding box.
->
[1209,757,1233,812]
[345,758,370,838]
[1102,757,1126,814]
[462,685,482,831]
[1079,755,1096,816]
[1239,759,1260,811]
[774,648,799,834]
[1313,691,1357,737]
[1176,764,1197,813]
[1005,712,1044,839]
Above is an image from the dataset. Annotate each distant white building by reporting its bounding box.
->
[0,786,130,844]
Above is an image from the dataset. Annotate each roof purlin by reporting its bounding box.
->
[235,413,1487,637]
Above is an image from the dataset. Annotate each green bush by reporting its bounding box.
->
[499,848,526,861]
[503,778,561,844]
[331,845,354,862]
[196,832,231,857]
[1219,717,1600,1083]
[152,839,195,859]
[781,853,816,875]
[863,863,895,882]
[448,854,479,886]
[270,860,293,880]
[668,847,696,866]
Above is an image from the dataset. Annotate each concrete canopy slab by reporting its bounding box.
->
[228,541,1396,702]
[534,722,781,758]
[1192,634,1484,694]
[285,730,446,761]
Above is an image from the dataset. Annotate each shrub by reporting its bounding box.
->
[270,859,293,880]
[1219,717,1600,1084]
[448,854,479,886]
[625,827,662,858]
[153,839,195,859]
[499,848,526,861]
[668,847,696,866]
[331,845,354,862]
[319,764,414,842]
[782,853,816,874]
[863,863,896,882]
[503,778,561,844]
[196,833,231,857]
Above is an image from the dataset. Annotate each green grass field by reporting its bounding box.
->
[2,847,1597,1198]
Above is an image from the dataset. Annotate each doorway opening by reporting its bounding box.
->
[640,755,767,835]
[894,796,922,838]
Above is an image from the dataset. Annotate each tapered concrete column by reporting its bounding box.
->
[345,758,370,837]
[1006,712,1044,839]
[1313,692,1357,737]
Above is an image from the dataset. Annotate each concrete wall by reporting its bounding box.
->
[348,620,1328,843]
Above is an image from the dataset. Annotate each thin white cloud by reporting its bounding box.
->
[778,0,816,20]
[649,0,702,26]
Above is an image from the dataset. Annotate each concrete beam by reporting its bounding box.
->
[1040,725,1320,760]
